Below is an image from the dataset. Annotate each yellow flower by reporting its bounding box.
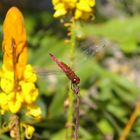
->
[75,0,95,20]
[20,82,39,104]
[52,0,77,18]
[52,0,60,5]
[0,65,14,93]
[0,65,14,80]
[8,92,23,113]
[23,65,37,83]
[87,0,95,7]
[0,7,41,118]
[1,77,14,93]
[52,0,95,20]
[63,0,77,9]
[76,0,93,12]
[26,105,42,121]
[0,92,9,114]
[8,100,22,113]
[0,6,42,140]
[22,124,35,139]
[53,3,67,18]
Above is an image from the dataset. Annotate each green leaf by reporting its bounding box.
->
[97,119,114,134]
[51,129,66,140]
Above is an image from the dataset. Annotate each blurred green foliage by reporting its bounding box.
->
[0,0,140,140]
[83,16,140,53]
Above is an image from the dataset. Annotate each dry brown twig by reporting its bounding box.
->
[119,103,140,140]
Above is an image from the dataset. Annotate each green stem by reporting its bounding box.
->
[20,123,25,140]
[70,18,76,67]
[66,18,76,140]
[67,88,74,139]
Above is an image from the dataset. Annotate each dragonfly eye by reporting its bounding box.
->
[72,78,77,83]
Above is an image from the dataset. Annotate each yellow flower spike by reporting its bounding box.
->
[52,0,95,20]
[0,6,41,122]
[22,124,35,139]
[23,65,37,83]
[2,6,28,80]
[26,105,42,121]
[21,82,38,104]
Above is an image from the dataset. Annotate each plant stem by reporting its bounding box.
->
[67,88,74,139]
[70,18,76,67]
[75,93,80,140]
[20,123,25,140]
[66,18,76,140]
[16,116,20,140]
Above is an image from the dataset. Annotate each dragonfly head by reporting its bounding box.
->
[72,76,80,85]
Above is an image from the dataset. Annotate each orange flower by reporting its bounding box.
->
[0,7,41,117]
[0,8,42,139]
[2,7,28,80]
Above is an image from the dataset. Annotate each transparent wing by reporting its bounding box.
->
[35,38,111,80]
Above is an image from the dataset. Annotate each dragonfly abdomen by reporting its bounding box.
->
[60,62,80,85]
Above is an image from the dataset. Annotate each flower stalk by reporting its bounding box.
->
[0,7,42,139]
[67,18,76,140]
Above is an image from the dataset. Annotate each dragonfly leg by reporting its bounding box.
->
[71,83,80,140]
[71,84,80,95]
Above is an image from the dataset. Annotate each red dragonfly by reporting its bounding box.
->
[49,53,80,94]
[49,53,80,85]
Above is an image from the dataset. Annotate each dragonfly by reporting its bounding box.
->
[49,53,80,94]
[36,38,109,84]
